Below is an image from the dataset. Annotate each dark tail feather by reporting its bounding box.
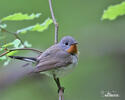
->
[9,56,37,63]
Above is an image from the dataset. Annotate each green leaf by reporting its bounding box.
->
[4,58,11,66]
[16,18,53,34]
[7,51,18,56]
[24,41,32,47]
[2,39,21,48]
[102,2,125,20]
[12,39,21,48]
[17,26,33,34]
[2,42,13,48]
[0,56,7,61]
[1,13,42,21]
[0,48,4,51]
[0,39,32,66]
[0,24,7,28]
[31,18,53,32]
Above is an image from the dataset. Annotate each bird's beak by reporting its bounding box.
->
[71,42,78,45]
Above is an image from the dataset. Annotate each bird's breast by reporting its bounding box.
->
[40,55,78,78]
[52,55,78,77]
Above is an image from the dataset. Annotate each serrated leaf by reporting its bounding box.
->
[1,13,42,21]
[0,48,4,51]
[24,41,32,47]
[32,18,53,32]
[2,39,21,48]
[12,39,21,48]
[17,26,33,34]
[0,24,7,28]
[0,56,6,60]
[2,42,13,48]
[7,51,18,56]
[102,2,125,20]
[16,18,53,34]
[4,58,11,66]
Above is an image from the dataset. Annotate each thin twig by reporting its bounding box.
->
[0,28,25,47]
[0,27,43,56]
[59,89,64,100]
[49,1,64,100]
[0,51,10,57]
[48,0,59,44]
[53,75,64,100]
[0,48,42,57]
[14,34,25,47]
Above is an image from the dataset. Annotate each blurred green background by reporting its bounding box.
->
[0,0,125,100]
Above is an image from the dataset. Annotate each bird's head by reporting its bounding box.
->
[59,36,78,55]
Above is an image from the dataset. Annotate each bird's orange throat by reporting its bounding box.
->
[67,44,78,54]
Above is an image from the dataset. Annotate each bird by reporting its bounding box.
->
[9,36,78,91]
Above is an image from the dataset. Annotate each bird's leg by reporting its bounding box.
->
[53,75,64,93]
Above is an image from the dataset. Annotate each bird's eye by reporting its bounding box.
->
[65,42,68,45]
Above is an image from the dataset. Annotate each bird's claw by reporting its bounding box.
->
[58,87,65,93]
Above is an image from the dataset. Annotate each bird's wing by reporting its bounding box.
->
[34,45,72,72]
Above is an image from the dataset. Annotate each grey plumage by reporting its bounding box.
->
[9,36,78,77]
[34,44,73,73]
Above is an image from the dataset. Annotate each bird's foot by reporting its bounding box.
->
[58,87,65,93]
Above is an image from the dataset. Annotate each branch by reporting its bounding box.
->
[0,28,26,47]
[59,89,64,100]
[49,1,64,99]
[0,27,43,57]
[48,0,59,44]
[0,48,42,57]
[53,74,64,100]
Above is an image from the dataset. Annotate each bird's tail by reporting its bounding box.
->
[0,62,35,91]
[9,56,37,63]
